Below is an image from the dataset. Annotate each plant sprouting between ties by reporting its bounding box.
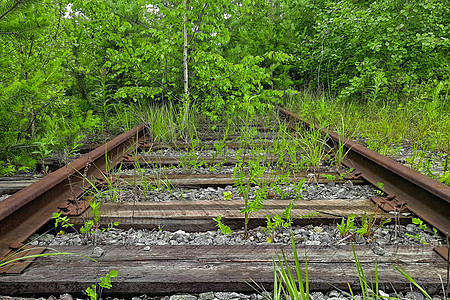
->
[233,154,267,240]
[248,233,310,300]
[337,212,391,241]
[404,217,439,245]
[53,199,119,245]
[86,270,118,300]
[251,237,447,300]
[213,215,232,236]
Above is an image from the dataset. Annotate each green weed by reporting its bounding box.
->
[52,199,119,244]
[337,214,356,238]
[139,101,199,144]
[337,212,391,240]
[277,234,309,300]
[271,123,304,172]
[223,191,234,200]
[248,233,309,300]
[287,89,449,164]
[32,140,53,165]
[1,229,96,271]
[233,154,267,239]
[213,215,232,236]
[297,125,329,172]
[375,182,384,196]
[356,212,391,239]
[406,143,434,177]
[86,270,118,300]
[210,135,229,170]
[179,137,206,170]
[332,118,354,166]
[265,205,294,243]
[404,217,438,245]
[350,244,379,300]
[232,110,270,239]
[252,225,447,300]
[265,210,318,244]
[141,102,178,143]
[129,150,152,199]
[440,172,450,186]
[0,162,30,176]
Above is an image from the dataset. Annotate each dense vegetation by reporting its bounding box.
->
[0,0,448,174]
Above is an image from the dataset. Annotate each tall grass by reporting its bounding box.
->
[251,239,448,300]
[284,88,449,156]
[248,234,309,300]
[136,101,200,143]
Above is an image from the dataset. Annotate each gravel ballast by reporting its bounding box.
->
[1,288,446,300]
[30,221,444,248]
[105,180,378,203]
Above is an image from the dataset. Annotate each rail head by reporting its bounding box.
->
[0,124,146,223]
[0,124,147,265]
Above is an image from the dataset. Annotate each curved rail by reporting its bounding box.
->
[280,107,450,236]
[0,124,147,265]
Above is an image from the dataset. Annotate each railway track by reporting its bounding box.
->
[0,108,449,299]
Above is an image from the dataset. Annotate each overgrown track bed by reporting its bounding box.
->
[280,108,450,236]
[0,124,147,271]
[0,108,449,299]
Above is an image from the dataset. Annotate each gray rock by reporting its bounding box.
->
[214,235,228,244]
[378,290,389,298]
[406,224,416,232]
[169,295,197,300]
[227,293,242,299]
[199,292,214,300]
[310,292,325,300]
[405,292,424,300]
[319,233,331,244]
[214,293,230,300]
[214,292,242,300]
[249,294,263,300]
[92,246,104,257]
[372,245,385,256]
[225,185,233,191]
[328,290,341,298]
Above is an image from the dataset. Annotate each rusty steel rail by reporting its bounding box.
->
[280,107,450,236]
[0,124,147,269]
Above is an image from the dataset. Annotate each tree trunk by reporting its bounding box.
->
[183,0,189,101]
[181,0,190,137]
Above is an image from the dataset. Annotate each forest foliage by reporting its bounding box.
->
[0,0,448,173]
